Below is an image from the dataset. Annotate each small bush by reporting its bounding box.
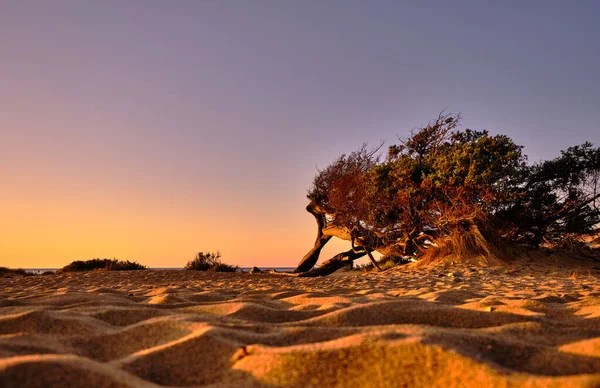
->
[185,251,221,271]
[0,267,34,278]
[185,252,239,272]
[58,258,147,273]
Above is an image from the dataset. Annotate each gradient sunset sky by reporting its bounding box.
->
[1,1,599,268]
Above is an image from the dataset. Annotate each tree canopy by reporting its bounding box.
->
[294,113,600,273]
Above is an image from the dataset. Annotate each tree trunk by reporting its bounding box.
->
[296,249,367,277]
[295,201,410,273]
[294,201,332,273]
[366,250,382,271]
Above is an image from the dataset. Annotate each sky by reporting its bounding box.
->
[1,0,599,268]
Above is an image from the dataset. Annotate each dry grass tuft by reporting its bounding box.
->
[418,222,513,266]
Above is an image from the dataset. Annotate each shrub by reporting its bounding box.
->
[58,258,147,272]
[0,267,35,278]
[185,252,239,272]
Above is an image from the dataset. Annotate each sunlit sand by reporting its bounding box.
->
[1,258,599,387]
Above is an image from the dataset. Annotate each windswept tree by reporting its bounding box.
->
[294,113,600,274]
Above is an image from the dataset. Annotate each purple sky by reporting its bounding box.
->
[1,1,599,268]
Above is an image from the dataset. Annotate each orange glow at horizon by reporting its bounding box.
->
[0,151,351,269]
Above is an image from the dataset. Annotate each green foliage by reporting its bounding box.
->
[308,112,600,260]
[498,142,600,246]
[184,252,239,272]
[59,258,147,272]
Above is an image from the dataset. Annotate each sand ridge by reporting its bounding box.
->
[0,264,599,387]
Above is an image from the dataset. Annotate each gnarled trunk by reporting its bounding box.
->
[295,200,420,275]
[294,201,332,273]
[297,249,367,276]
[286,249,367,277]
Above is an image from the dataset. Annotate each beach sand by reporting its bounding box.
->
[1,260,599,387]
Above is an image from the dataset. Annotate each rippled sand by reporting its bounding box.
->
[1,263,599,387]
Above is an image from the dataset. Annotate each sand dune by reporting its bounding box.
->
[1,264,599,387]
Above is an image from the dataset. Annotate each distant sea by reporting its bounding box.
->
[24,267,296,274]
